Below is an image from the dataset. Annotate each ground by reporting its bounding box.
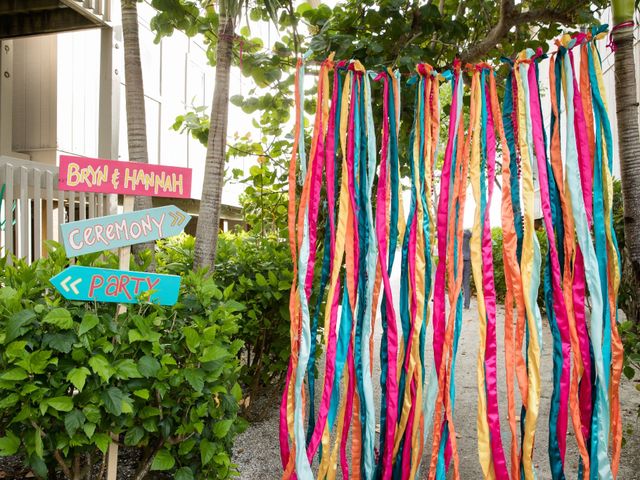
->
[233,268,640,479]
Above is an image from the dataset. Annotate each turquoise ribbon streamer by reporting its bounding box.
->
[307,65,344,445]
[360,70,378,480]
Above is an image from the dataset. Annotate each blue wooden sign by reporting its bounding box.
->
[60,205,191,257]
[50,266,181,306]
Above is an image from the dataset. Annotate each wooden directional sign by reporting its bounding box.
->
[58,155,192,198]
[50,266,181,306]
[60,206,191,257]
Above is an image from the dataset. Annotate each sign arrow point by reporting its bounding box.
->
[169,210,186,227]
[70,278,82,295]
[60,275,72,293]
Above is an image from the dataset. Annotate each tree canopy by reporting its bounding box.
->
[153,0,610,237]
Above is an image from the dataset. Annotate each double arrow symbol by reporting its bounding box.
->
[60,276,82,294]
[169,210,186,226]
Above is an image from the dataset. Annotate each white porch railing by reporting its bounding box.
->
[0,157,111,263]
[61,0,112,24]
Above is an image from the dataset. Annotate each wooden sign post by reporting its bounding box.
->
[54,155,192,480]
[109,195,132,480]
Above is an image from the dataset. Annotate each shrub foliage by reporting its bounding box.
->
[0,243,245,479]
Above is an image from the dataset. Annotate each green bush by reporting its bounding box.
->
[157,232,295,406]
[214,233,293,401]
[0,243,245,479]
[490,226,548,307]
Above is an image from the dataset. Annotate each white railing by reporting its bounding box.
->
[61,0,112,24]
[0,158,111,263]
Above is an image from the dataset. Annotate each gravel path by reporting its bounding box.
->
[234,267,640,479]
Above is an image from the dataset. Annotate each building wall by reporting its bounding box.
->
[11,35,57,161]
[9,2,214,199]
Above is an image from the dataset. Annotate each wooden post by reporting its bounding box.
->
[100,19,122,480]
[106,194,134,480]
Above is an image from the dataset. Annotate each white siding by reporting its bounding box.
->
[58,29,102,159]
[12,35,57,159]
[9,4,215,200]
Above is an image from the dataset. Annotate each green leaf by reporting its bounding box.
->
[231,382,243,401]
[4,341,27,359]
[28,454,47,478]
[16,350,54,374]
[94,433,111,454]
[83,404,101,424]
[213,419,234,438]
[64,410,85,436]
[151,449,175,471]
[175,466,195,480]
[114,359,141,379]
[138,356,161,378]
[6,309,36,342]
[183,326,200,352]
[224,299,245,312]
[255,272,268,286]
[184,368,205,392]
[223,282,235,299]
[0,393,19,409]
[0,367,28,381]
[67,367,90,392]
[229,339,243,356]
[101,387,123,416]
[178,438,196,456]
[89,355,114,383]
[0,286,17,304]
[47,396,73,412]
[124,426,145,446]
[133,389,150,400]
[79,313,99,335]
[140,406,161,419]
[213,451,230,466]
[42,332,76,353]
[199,345,229,363]
[0,431,20,456]
[42,308,73,330]
[200,439,215,465]
[623,365,635,380]
[34,430,43,459]
[83,422,96,439]
[128,329,144,343]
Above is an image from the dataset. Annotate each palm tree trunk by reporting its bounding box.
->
[121,0,155,267]
[193,12,235,271]
[612,1,640,322]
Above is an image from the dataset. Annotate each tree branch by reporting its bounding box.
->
[132,440,164,480]
[458,1,587,63]
[391,0,422,65]
[54,450,73,479]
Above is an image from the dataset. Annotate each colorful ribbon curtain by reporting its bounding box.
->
[282,29,622,480]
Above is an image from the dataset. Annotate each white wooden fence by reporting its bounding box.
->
[0,158,111,263]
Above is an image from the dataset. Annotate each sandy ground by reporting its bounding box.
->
[233,265,640,479]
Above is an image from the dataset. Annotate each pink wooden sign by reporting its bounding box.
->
[58,155,192,199]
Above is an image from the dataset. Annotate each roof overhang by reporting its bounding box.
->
[0,0,110,39]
